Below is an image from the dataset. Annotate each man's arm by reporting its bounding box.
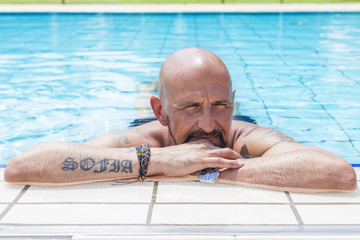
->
[4,122,155,185]
[219,122,357,193]
[4,142,150,186]
[4,127,243,186]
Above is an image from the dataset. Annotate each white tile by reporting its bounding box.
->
[20,181,154,203]
[354,167,360,181]
[0,182,25,203]
[157,182,289,203]
[0,204,9,214]
[73,236,235,240]
[152,204,297,224]
[297,205,360,224]
[1,204,148,224]
[0,168,4,181]
[290,187,360,203]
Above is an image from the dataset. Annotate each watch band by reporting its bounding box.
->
[197,168,219,183]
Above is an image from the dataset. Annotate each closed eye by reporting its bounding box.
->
[183,104,201,112]
[212,102,231,110]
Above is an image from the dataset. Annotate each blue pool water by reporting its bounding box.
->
[0,12,359,166]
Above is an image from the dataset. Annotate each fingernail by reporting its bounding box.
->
[237,161,244,167]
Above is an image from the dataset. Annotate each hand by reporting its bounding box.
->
[150,140,244,177]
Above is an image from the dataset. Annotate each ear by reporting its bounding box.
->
[232,89,236,102]
[150,96,168,126]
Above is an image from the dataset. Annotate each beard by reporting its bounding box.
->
[183,128,227,148]
[166,115,228,148]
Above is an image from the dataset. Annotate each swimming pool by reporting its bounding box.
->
[0,12,359,167]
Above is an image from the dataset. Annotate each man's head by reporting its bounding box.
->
[150,47,235,147]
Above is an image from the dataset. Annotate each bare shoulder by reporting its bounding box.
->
[231,120,297,157]
[85,120,168,148]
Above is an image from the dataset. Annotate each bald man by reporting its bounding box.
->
[5,48,356,193]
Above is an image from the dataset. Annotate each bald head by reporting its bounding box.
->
[151,48,235,146]
[158,48,232,101]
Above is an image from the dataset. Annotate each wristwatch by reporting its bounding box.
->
[197,168,219,183]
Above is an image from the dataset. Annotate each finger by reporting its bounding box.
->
[208,148,242,159]
[186,139,218,149]
[204,157,244,169]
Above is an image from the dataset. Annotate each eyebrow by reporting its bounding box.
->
[176,101,201,108]
[212,100,231,105]
[176,100,231,108]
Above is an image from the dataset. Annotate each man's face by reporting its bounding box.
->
[162,67,234,148]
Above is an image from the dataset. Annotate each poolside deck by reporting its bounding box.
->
[1,3,360,13]
[1,167,360,239]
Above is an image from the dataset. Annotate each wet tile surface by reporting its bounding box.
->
[0,182,24,203]
[1,204,149,224]
[157,182,289,203]
[355,168,360,181]
[0,174,359,233]
[296,205,360,225]
[0,168,4,182]
[152,204,297,225]
[20,181,154,203]
[0,204,8,215]
[290,187,360,203]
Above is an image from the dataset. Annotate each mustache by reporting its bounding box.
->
[183,129,227,147]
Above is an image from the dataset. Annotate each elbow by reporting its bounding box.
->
[4,141,65,184]
[4,156,26,184]
[336,163,357,191]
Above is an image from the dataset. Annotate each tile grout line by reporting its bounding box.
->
[10,202,295,205]
[0,223,320,227]
[7,202,360,205]
[285,191,304,225]
[146,181,158,224]
[0,185,30,222]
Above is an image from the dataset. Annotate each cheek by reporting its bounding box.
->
[171,112,198,137]
[214,109,233,122]
[214,109,233,133]
[172,111,198,124]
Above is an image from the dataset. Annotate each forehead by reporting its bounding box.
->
[167,76,232,104]
[159,51,232,104]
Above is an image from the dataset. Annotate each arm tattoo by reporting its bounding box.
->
[115,133,130,147]
[62,157,133,174]
[127,147,135,153]
[261,129,296,147]
[62,157,78,171]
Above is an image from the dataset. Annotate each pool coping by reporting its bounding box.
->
[1,3,360,13]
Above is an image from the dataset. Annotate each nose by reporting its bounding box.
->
[197,107,215,133]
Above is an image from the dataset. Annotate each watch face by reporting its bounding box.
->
[198,168,219,183]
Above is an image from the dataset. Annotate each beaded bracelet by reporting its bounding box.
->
[135,144,151,183]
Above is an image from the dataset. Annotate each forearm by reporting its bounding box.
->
[5,140,244,186]
[5,141,161,186]
[218,149,357,193]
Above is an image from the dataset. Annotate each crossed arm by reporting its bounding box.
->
[219,147,356,193]
[4,123,243,186]
[215,123,357,193]
[131,123,357,193]
[4,121,357,192]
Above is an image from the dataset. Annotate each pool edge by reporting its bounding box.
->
[1,3,360,13]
